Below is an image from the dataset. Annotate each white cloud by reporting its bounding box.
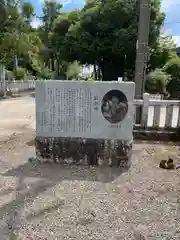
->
[61,0,73,5]
[161,31,179,47]
[31,18,42,28]
[161,29,180,47]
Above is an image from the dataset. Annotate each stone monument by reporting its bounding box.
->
[35,80,135,168]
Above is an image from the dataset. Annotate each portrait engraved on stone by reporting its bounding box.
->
[36,81,134,140]
[101,90,128,123]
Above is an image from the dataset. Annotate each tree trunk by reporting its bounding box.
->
[14,55,18,70]
[57,59,60,76]
[93,63,97,80]
[51,55,54,72]
[97,65,101,81]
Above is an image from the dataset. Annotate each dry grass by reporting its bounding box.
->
[0,133,180,239]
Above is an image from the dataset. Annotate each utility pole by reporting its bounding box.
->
[134,0,151,99]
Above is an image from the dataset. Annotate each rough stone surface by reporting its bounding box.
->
[35,137,133,168]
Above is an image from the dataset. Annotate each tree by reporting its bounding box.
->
[22,2,35,24]
[0,0,174,82]
[42,0,62,30]
[13,67,26,80]
[0,1,8,30]
[149,35,176,70]
[51,10,80,77]
[0,1,46,78]
[19,32,45,76]
[40,0,62,71]
[0,1,20,64]
[145,69,169,94]
[163,58,180,99]
[58,0,165,81]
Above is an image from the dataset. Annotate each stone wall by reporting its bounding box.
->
[35,137,133,168]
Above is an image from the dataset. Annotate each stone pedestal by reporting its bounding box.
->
[35,137,133,168]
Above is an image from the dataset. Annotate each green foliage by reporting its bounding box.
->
[163,58,180,98]
[5,70,13,80]
[145,69,169,94]
[22,2,35,23]
[13,67,26,80]
[87,77,95,81]
[50,10,81,77]
[39,1,63,73]
[38,67,54,79]
[0,0,44,74]
[67,61,80,79]
[57,0,165,80]
[149,35,177,71]
[163,57,180,76]
[0,0,178,87]
[42,0,62,30]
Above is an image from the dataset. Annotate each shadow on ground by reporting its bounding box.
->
[0,154,127,239]
[0,175,55,239]
[2,161,126,183]
[26,139,34,146]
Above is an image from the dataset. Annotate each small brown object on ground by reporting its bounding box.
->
[159,160,167,169]
[159,158,175,170]
[166,158,175,169]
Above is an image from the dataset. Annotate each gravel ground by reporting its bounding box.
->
[0,96,180,239]
[0,131,179,240]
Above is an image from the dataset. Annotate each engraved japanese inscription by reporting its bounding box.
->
[36,81,135,140]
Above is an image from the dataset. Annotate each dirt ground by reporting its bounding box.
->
[0,96,180,239]
[0,96,35,142]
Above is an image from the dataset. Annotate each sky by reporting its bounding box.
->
[29,0,180,47]
[161,0,180,46]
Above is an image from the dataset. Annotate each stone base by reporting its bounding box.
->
[35,137,133,168]
[133,128,180,142]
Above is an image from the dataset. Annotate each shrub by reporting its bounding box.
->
[163,57,180,76]
[145,69,169,94]
[38,68,54,79]
[13,67,26,80]
[163,57,180,98]
[67,61,80,80]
